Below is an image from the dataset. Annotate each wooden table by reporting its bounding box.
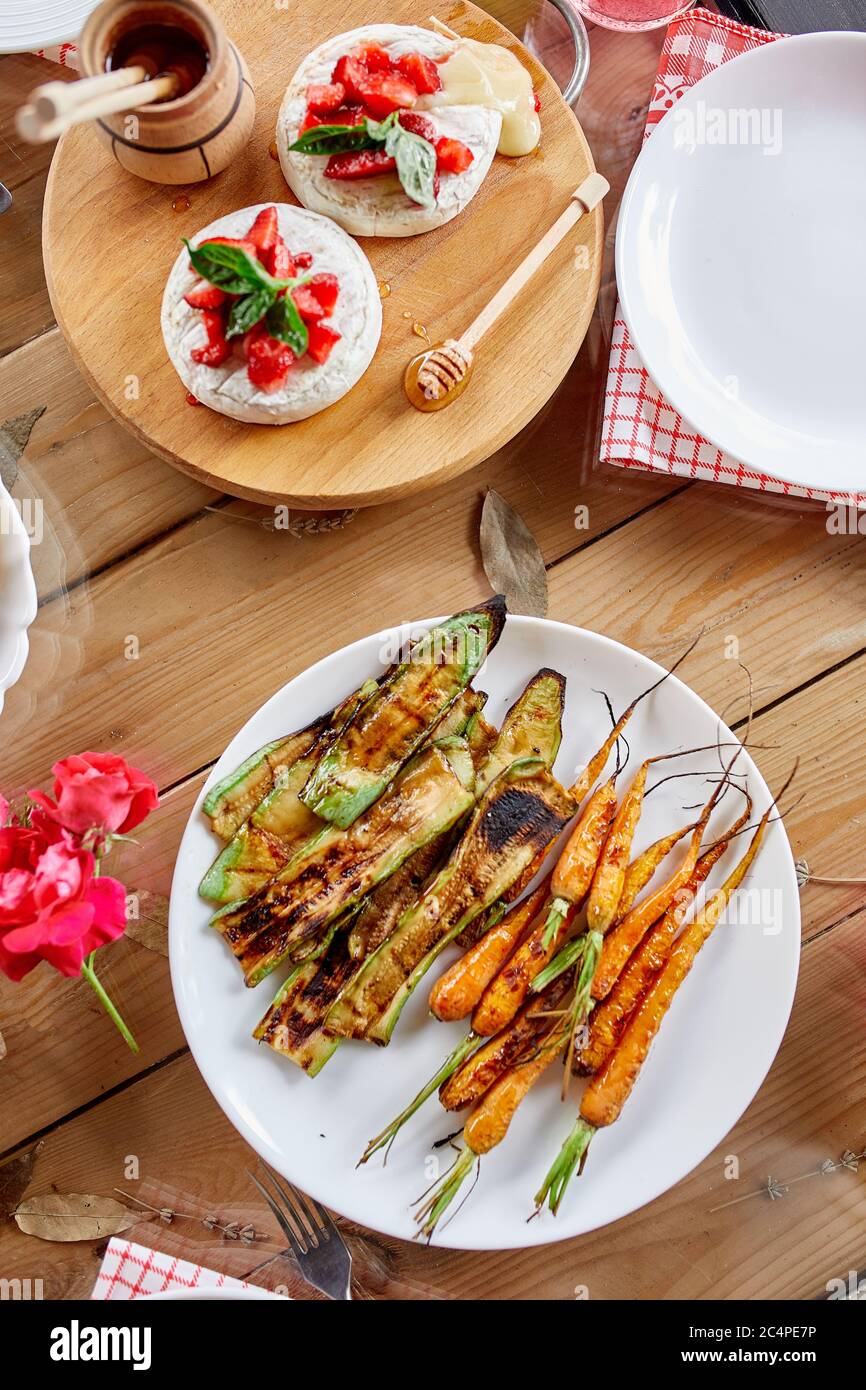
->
[1,14,865,1302]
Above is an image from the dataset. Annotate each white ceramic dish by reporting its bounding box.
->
[616,31,866,495]
[169,615,800,1250]
[0,0,96,52]
[0,481,37,718]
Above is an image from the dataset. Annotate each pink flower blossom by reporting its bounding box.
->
[0,815,127,981]
[28,752,159,838]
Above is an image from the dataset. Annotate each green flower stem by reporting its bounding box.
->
[360,1031,479,1165]
[80,953,139,1054]
[415,1144,478,1239]
[534,1117,597,1216]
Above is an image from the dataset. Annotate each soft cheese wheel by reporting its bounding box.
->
[161,203,382,425]
[277,25,502,238]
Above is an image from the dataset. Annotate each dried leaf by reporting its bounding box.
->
[0,1141,43,1218]
[480,489,548,618]
[14,1192,138,1242]
[0,406,46,490]
[126,889,168,956]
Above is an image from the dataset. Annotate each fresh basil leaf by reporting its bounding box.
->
[287,123,377,157]
[386,126,437,210]
[184,239,270,294]
[226,287,274,339]
[265,294,309,358]
[364,111,399,143]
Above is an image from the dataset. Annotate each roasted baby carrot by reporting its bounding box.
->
[591,757,740,999]
[585,760,650,935]
[580,795,752,1073]
[535,791,776,1218]
[612,821,698,925]
[428,876,551,1022]
[580,807,772,1130]
[440,974,569,1111]
[542,776,619,944]
[464,1019,569,1153]
[359,1030,480,1165]
[416,1016,570,1237]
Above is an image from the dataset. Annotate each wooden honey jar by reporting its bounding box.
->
[78,0,256,184]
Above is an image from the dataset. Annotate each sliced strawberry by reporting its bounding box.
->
[355,72,417,118]
[184,281,227,309]
[395,51,442,94]
[435,136,474,173]
[306,321,341,365]
[324,149,397,179]
[306,81,346,114]
[307,272,339,316]
[266,235,295,279]
[299,109,327,134]
[191,309,231,367]
[197,235,259,266]
[397,110,436,143]
[247,206,278,254]
[331,54,368,100]
[355,41,392,72]
[534,90,541,113]
[294,251,314,270]
[291,284,326,322]
[246,327,295,392]
[333,104,368,125]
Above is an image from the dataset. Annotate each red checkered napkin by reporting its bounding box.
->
[93,1238,254,1300]
[601,7,862,504]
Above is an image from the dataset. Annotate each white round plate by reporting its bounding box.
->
[0,0,97,52]
[616,31,866,495]
[0,481,37,718]
[169,615,800,1250]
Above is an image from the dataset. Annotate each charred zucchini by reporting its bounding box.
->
[213,740,476,987]
[255,935,360,1076]
[299,596,506,828]
[203,726,325,843]
[199,679,379,903]
[454,667,565,945]
[324,758,575,1043]
[475,668,565,796]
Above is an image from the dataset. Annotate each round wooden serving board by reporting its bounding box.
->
[44,0,603,508]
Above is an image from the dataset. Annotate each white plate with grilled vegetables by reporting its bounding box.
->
[169,603,799,1250]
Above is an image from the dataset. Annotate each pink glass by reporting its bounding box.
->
[575,0,695,32]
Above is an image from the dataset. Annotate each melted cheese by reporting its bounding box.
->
[428,38,540,156]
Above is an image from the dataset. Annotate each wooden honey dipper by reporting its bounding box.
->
[404,171,609,412]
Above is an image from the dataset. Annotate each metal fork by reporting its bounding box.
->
[249,1164,352,1301]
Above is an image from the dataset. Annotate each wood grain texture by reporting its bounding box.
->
[43,0,603,508]
[0,445,677,794]
[0,56,76,360]
[1,910,862,1300]
[5,22,866,1301]
[0,329,218,599]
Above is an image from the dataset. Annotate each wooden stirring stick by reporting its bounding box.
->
[405,171,609,411]
[17,66,180,144]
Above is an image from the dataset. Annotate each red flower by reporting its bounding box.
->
[0,813,127,981]
[29,752,159,838]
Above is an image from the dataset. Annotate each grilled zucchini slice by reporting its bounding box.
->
[199,687,485,905]
[212,739,476,987]
[299,596,506,828]
[324,758,575,1043]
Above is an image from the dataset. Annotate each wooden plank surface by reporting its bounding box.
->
[2,17,865,1301]
[1,909,863,1301]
